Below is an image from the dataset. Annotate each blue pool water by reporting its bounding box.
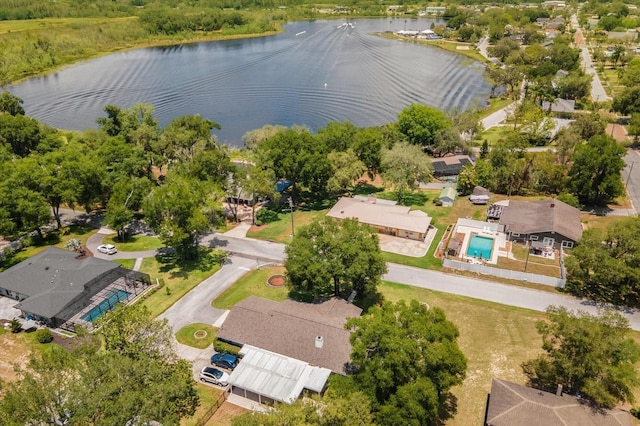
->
[466,235,494,259]
[81,289,131,322]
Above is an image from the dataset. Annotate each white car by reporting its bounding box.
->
[97,244,117,255]
[199,366,229,386]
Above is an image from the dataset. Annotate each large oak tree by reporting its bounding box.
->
[284,217,386,299]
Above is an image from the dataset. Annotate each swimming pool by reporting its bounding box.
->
[81,289,131,322]
[466,235,494,260]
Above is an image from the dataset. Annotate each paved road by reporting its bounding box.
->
[194,235,640,331]
[624,149,640,212]
[201,233,286,264]
[384,264,640,330]
[572,14,610,102]
[158,256,257,333]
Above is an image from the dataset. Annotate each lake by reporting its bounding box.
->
[8,18,491,147]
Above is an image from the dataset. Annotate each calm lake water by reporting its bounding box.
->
[8,19,491,147]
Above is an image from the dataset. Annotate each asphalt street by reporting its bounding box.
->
[624,149,640,212]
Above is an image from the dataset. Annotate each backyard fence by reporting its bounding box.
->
[195,390,228,426]
[442,258,566,288]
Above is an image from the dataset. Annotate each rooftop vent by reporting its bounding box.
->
[315,336,324,349]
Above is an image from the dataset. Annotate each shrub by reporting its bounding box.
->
[35,328,54,343]
[256,208,280,224]
[214,339,241,356]
[8,318,22,333]
[433,199,443,206]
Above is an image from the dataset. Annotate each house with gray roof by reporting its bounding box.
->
[486,378,632,426]
[0,247,150,329]
[327,196,432,241]
[498,199,582,248]
[217,296,362,375]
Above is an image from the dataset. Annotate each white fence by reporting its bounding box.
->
[442,258,566,288]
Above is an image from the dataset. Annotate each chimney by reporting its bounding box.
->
[315,336,324,349]
[556,384,563,396]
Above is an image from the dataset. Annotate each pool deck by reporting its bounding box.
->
[454,224,507,265]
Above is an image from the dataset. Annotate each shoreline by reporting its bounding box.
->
[5,23,286,86]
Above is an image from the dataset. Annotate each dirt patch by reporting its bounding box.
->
[0,333,31,382]
[267,274,285,287]
[53,333,100,353]
[357,172,384,187]
[205,402,247,426]
[606,123,629,143]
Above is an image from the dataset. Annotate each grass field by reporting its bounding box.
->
[104,234,164,251]
[0,17,136,34]
[112,258,136,270]
[175,323,218,349]
[246,209,328,243]
[212,266,288,309]
[139,251,223,318]
[479,125,513,146]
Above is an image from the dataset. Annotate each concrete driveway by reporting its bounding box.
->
[158,256,257,333]
[0,296,21,321]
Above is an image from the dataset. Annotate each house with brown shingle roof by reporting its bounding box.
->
[486,379,632,426]
[498,199,582,249]
[327,196,431,241]
[217,296,362,375]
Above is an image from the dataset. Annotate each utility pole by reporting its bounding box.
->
[523,240,531,273]
[625,161,635,192]
[289,197,295,238]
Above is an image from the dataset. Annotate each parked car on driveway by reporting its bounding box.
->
[199,366,229,386]
[210,353,238,370]
[97,244,117,255]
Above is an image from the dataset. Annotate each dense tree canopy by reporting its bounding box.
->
[343,300,467,425]
[284,217,386,299]
[144,174,223,260]
[381,142,433,203]
[396,104,452,149]
[0,305,199,425]
[566,216,640,306]
[523,306,640,409]
[568,135,625,206]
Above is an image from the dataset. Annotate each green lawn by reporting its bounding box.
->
[479,97,513,119]
[212,266,288,309]
[478,125,512,146]
[112,258,136,270]
[246,209,328,243]
[175,323,218,349]
[103,234,164,251]
[139,250,223,318]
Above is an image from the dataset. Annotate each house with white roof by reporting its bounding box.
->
[327,196,432,241]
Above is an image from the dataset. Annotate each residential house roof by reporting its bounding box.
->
[217,296,362,374]
[327,197,431,234]
[0,247,120,319]
[431,154,474,176]
[227,345,331,404]
[486,379,632,426]
[499,199,582,242]
[542,98,575,113]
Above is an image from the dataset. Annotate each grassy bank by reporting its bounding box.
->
[0,15,283,84]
